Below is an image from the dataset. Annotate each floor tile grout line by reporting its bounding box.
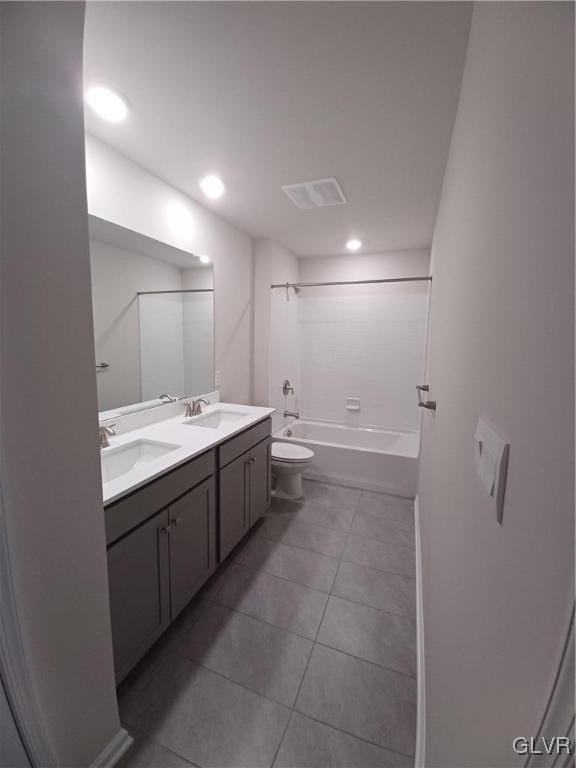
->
[313,639,417,680]
[163,643,296,711]
[268,504,359,533]
[257,527,347,559]
[221,560,336,597]
[288,708,416,761]
[338,555,417,581]
[319,590,417,623]
[263,502,358,531]
[350,522,416,550]
[120,714,206,768]
[238,532,343,568]
[231,558,337,594]
[270,702,295,767]
[253,520,349,554]
[346,529,418,554]
[136,730,203,768]
[347,532,416,552]
[354,508,416,529]
[234,540,339,591]
[201,592,322,642]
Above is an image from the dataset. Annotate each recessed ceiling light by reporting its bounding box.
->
[200,175,225,200]
[85,86,128,123]
[346,239,362,252]
[199,254,211,264]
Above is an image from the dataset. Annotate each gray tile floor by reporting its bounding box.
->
[118,480,417,768]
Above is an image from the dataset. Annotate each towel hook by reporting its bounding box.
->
[416,384,436,411]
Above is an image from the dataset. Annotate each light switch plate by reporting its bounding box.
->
[474,418,510,525]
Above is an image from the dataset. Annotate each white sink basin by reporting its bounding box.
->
[101,439,181,483]
[184,409,249,430]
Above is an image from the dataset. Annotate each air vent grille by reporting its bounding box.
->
[282,177,347,210]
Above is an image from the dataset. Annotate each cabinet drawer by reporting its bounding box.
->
[105,449,215,545]
[218,418,272,469]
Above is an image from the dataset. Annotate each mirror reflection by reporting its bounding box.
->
[90,217,214,414]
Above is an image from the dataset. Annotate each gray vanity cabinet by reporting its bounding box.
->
[105,419,271,683]
[249,437,271,527]
[218,418,272,561]
[219,453,251,561]
[105,450,216,682]
[107,509,171,683]
[168,477,216,619]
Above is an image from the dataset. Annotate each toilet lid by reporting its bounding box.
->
[271,441,314,462]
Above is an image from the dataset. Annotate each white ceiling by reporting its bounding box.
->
[84,2,471,257]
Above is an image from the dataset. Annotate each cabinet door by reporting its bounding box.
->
[249,438,271,527]
[107,509,170,683]
[219,453,250,561]
[168,477,216,619]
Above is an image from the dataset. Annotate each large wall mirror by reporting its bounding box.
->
[90,217,214,415]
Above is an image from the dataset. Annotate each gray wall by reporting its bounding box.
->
[418,4,574,766]
[0,3,121,765]
[86,136,254,405]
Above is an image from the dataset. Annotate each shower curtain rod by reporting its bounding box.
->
[137,288,214,295]
[270,276,432,289]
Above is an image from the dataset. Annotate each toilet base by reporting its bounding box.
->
[273,471,304,500]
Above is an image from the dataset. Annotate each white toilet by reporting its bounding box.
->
[271,441,314,500]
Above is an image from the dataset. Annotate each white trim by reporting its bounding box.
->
[525,602,575,768]
[414,495,426,768]
[89,728,134,768]
[0,488,55,767]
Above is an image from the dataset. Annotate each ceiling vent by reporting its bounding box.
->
[282,177,347,210]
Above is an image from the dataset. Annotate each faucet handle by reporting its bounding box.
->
[99,423,116,448]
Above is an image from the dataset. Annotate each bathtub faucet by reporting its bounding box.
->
[284,409,300,419]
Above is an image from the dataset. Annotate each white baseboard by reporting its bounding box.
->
[414,495,426,768]
[89,728,133,768]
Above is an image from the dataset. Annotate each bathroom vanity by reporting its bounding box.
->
[102,404,273,682]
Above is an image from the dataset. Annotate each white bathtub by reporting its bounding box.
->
[273,420,419,497]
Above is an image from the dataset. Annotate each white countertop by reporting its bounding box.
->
[101,402,275,506]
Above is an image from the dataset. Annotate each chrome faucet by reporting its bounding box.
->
[159,393,178,403]
[283,409,300,419]
[185,397,211,417]
[99,424,116,449]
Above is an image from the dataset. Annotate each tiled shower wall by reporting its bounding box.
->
[140,292,214,401]
[297,284,429,431]
[269,287,300,428]
[267,251,431,433]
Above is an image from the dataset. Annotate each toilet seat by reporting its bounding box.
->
[271,441,314,463]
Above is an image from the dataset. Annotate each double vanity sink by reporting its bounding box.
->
[101,400,274,683]
[101,403,263,505]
